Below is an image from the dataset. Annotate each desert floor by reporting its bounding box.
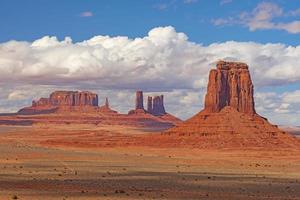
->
[0,125,299,200]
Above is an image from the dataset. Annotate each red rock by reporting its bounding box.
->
[150,95,166,116]
[160,60,299,149]
[147,96,153,113]
[105,97,109,108]
[18,91,98,114]
[49,91,98,107]
[204,61,255,115]
[135,91,144,110]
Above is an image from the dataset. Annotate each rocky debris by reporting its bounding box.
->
[135,91,144,110]
[147,95,166,116]
[163,60,299,148]
[204,60,255,115]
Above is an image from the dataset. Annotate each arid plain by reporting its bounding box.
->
[0,124,299,200]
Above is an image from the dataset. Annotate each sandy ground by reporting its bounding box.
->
[0,125,299,200]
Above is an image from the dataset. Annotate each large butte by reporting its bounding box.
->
[161,61,299,149]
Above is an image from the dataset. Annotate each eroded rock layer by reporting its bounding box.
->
[18,91,98,114]
[204,61,255,115]
[147,95,166,116]
[135,91,144,110]
[162,61,299,148]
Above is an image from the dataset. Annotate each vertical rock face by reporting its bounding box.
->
[135,91,144,110]
[204,61,255,115]
[18,91,98,114]
[147,95,166,116]
[147,96,153,113]
[48,91,98,107]
[152,95,166,116]
[105,97,109,108]
[30,91,98,108]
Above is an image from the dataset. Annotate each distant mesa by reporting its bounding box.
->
[99,97,117,113]
[149,95,166,116]
[8,89,180,128]
[128,91,167,116]
[18,91,99,115]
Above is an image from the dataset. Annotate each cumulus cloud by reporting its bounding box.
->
[0,26,299,124]
[1,26,300,90]
[213,2,300,34]
[255,90,300,125]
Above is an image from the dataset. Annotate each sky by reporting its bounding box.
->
[0,0,300,126]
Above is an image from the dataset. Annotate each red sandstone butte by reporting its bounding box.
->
[147,96,153,113]
[147,95,166,116]
[204,61,255,114]
[162,61,299,149]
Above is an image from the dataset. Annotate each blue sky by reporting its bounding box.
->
[0,0,299,125]
[0,0,300,45]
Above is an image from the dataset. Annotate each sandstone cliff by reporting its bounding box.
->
[147,95,166,116]
[18,91,98,114]
[204,61,255,115]
[163,60,299,149]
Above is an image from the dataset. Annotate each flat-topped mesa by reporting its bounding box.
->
[204,61,256,115]
[18,91,98,114]
[48,91,98,107]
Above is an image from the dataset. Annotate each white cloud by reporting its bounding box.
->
[255,90,300,125]
[1,26,300,90]
[0,26,300,125]
[80,11,93,17]
[213,2,300,34]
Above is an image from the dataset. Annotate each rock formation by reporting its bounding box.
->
[163,60,299,149]
[204,61,255,114]
[48,91,98,107]
[18,91,98,114]
[8,90,181,127]
[105,97,109,108]
[147,96,153,113]
[135,91,144,110]
[99,97,117,113]
[128,91,180,126]
[147,95,166,116]
[128,91,147,114]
